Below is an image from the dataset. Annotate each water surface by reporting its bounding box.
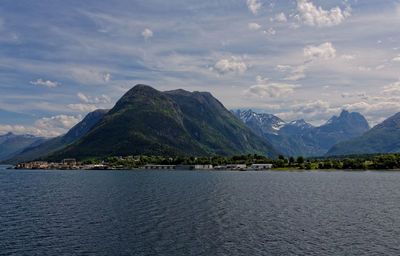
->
[1,166,400,255]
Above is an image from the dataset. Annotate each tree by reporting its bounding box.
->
[297,156,304,164]
[289,156,295,165]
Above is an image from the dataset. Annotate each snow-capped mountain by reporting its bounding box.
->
[234,109,287,135]
[234,109,370,157]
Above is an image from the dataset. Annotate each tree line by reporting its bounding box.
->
[80,153,400,170]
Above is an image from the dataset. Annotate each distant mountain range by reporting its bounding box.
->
[327,112,400,156]
[5,109,108,164]
[5,84,400,162]
[0,133,47,162]
[39,85,278,161]
[234,109,370,156]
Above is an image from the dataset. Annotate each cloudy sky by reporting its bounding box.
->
[1,0,400,137]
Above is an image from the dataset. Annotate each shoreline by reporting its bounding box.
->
[5,166,400,172]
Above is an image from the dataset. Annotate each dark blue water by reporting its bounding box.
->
[1,167,400,255]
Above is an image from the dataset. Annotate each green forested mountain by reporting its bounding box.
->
[327,112,400,155]
[5,109,108,163]
[43,84,279,161]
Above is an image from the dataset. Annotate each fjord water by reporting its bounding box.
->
[1,167,400,255]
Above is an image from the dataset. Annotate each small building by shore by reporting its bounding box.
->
[144,164,175,170]
[250,164,273,170]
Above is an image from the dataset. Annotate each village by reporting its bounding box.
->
[13,158,273,171]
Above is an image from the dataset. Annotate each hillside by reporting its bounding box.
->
[0,133,47,161]
[43,85,279,161]
[327,112,400,155]
[5,109,108,163]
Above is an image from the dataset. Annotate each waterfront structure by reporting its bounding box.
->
[250,164,273,169]
[144,164,175,170]
[226,164,247,169]
[194,165,213,170]
[62,158,77,166]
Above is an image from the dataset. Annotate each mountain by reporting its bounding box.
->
[235,109,370,156]
[42,85,279,161]
[327,112,400,155]
[0,133,47,161]
[234,109,286,135]
[5,109,108,163]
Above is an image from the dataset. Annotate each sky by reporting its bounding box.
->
[1,0,400,137]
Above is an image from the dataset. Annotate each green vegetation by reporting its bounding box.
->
[327,112,400,156]
[81,153,400,170]
[44,85,279,161]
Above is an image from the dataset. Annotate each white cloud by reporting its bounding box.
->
[34,115,82,131]
[392,54,400,62]
[247,0,261,15]
[341,55,355,61]
[142,28,153,39]
[103,73,111,82]
[77,92,89,103]
[77,92,111,105]
[0,115,82,137]
[214,57,247,75]
[276,64,306,81]
[358,66,371,72]
[297,0,351,27]
[382,79,400,95]
[248,22,261,30]
[101,94,111,103]
[284,65,306,81]
[274,12,287,22]
[30,78,59,87]
[277,100,341,125]
[67,103,98,112]
[263,28,276,36]
[304,42,336,60]
[69,68,111,85]
[245,76,298,98]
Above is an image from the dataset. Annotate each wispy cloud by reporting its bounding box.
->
[30,78,59,87]
[245,76,299,98]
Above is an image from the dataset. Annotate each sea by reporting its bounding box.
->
[1,165,400,255]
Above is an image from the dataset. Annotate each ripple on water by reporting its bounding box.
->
[2,169,400,255]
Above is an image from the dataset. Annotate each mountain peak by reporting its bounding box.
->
[43,86,278,160]
[339,109,350,117]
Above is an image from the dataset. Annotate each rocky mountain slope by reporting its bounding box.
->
[235,109,370,156]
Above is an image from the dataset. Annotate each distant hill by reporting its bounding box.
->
[235,109,370,156]
[0,133,47,161]
[42,85,279,161]
[5,109,108,163]
[327,112,400,155]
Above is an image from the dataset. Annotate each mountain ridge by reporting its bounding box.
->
[42,84,279,161]
[327,112,400,155]
[235,109,370,156]
[4,109,108,164]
